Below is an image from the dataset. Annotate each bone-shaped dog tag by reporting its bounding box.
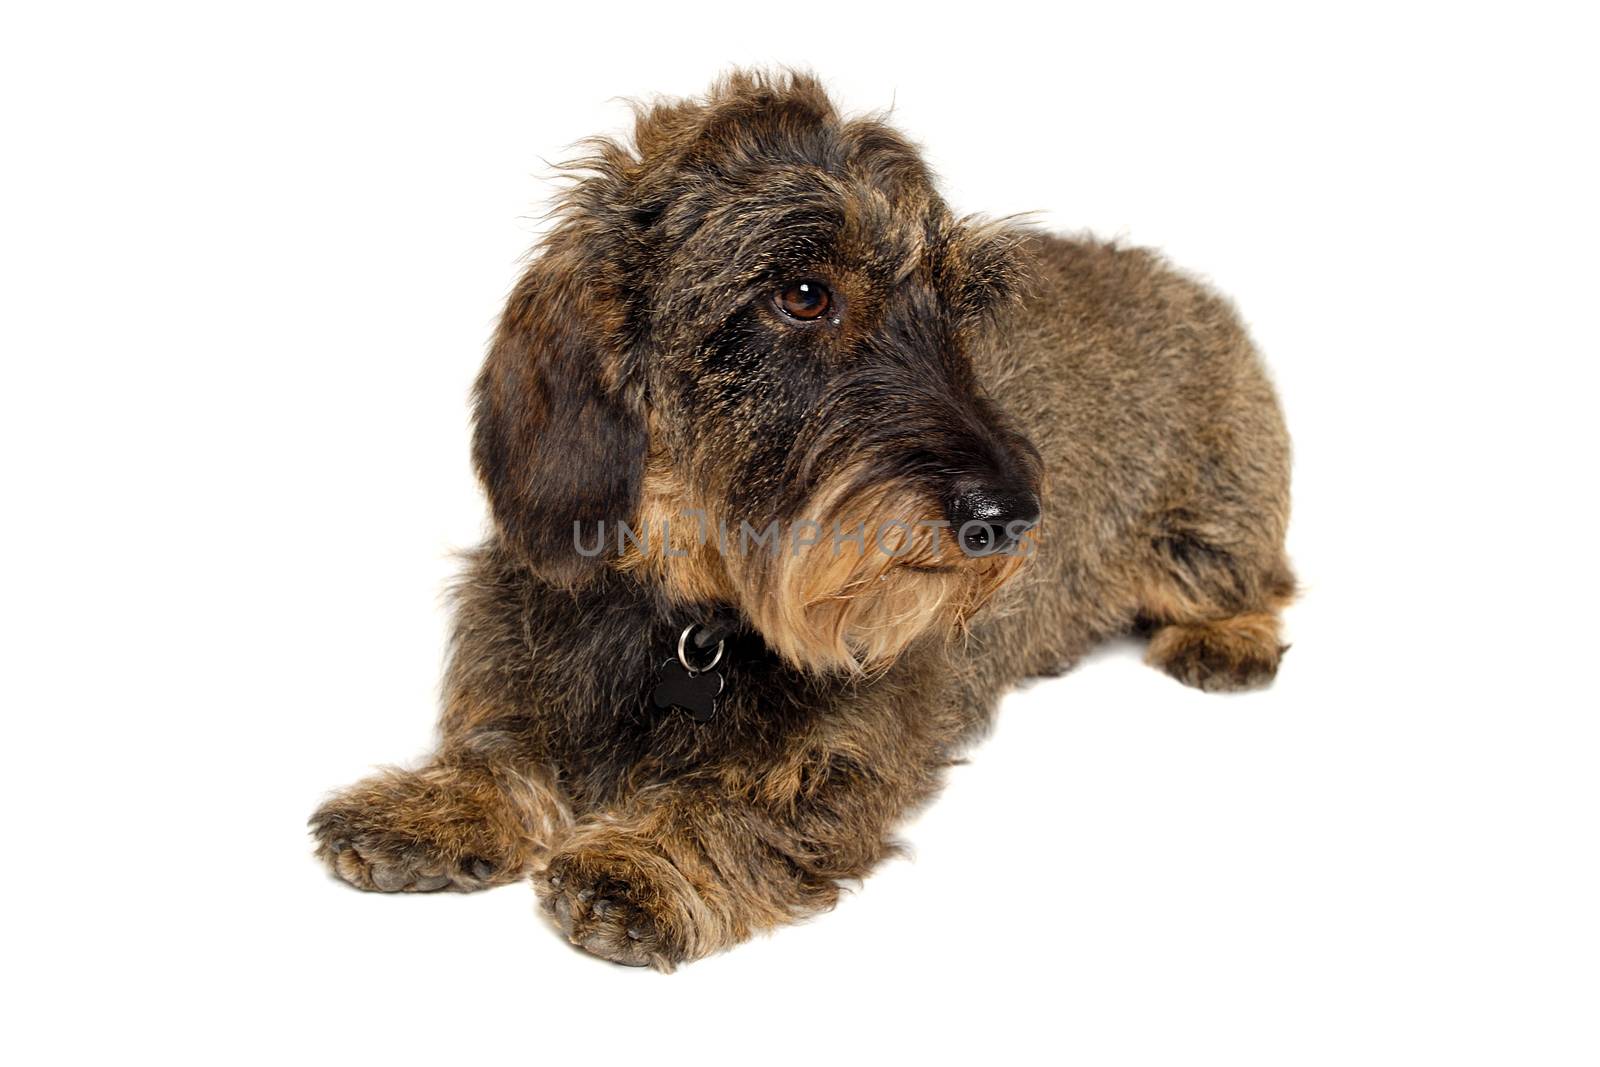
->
[651,660,724,723]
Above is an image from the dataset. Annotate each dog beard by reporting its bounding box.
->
[738,479,1032,674]
[617,453,1033,674]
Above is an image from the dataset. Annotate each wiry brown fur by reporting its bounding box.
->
[310,70,1295,969]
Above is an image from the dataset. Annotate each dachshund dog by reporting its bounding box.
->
[310,70,1295,969]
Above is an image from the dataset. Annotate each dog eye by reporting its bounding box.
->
[774,281,832,321]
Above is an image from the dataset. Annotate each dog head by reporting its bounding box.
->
[473,70,1042,673]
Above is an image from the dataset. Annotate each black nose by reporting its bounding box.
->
[946,486,1042,556]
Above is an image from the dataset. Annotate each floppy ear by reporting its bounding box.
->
[472,245,646,584]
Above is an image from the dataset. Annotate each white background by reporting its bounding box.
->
[4,2,1596,1064]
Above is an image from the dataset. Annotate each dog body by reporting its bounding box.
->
[312,73,1293,969]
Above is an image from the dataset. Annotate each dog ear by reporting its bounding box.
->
[943,218,1031,329]
[472,239,646,584]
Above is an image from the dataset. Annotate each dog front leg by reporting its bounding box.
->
[535,729,950,970]
[310,746,571,893]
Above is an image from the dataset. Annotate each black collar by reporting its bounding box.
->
[682,611,741,657]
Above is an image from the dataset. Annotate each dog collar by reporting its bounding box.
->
[683,614,739,656]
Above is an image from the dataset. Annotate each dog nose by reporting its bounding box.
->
[947,486,1042,556]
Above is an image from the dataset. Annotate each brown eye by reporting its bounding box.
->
[775,280,832,321]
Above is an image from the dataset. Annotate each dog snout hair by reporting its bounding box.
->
[792,311,1045,544]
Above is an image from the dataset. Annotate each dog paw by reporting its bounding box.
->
[309,767,530,893]
[535,841,705,971]
[1147,614,1286,693]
